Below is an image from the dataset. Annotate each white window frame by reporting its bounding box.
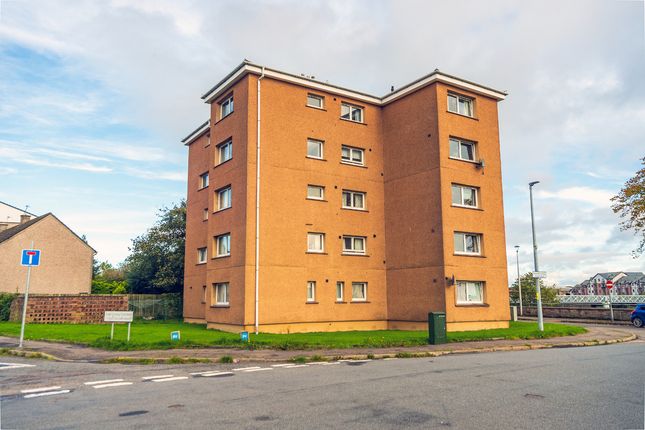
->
[340,103,364,123]
[342,236,366,255]
[351,282,367,302]
[215,233,231,257]
[341,145,364,166]
[197,247,207,264]
[202,208,209,221]
[307,93,324,109]
[220,95,234,119]
[307,185,325,201]
[451,184,478,208]
[218,139,232,164]
[199,172,209,189]
[336,281,344,302]
[456,281,484,305]
[306,138,324,159]
[214,282,229,306]
[449,137,476,162]
[448,93,474,117]
[342,190,366,210]
[217,186,232,210]
[454,232,482,255]
[307,281,316,302]
[307,232,325,253]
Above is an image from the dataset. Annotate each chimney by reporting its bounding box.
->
[0,223,8,231]
[20,215,31,224]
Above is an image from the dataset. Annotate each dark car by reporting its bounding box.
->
[631,304,645,328]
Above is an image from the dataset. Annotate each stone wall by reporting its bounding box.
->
[523,306,633,321]
[10,294,128,324]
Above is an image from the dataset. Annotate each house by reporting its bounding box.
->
[571,271,645,295]
[0,212,95,294]
[183,61,510,333]
[0,201,36,231]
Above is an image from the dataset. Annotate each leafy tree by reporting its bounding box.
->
[509,272,560,305]
[124,200,186,294]
[611,157,645,256]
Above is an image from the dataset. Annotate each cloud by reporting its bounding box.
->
[537,187,614,208]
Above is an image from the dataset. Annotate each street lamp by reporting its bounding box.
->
[529,181,544,331]
[514,245,523,316]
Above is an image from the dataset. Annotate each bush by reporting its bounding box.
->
[0,294,16,321]
[91,279,128,294]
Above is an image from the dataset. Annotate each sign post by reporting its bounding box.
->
[104,311,134,342]
[606,280,614,322]
[19,243,40,348]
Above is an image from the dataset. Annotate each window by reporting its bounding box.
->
[202,285,207,303]
[213,283,229,305]
[340,103,364,123]
[197,247,207,264]
[307,138,324,159]
[342,190,366,210]
[307,233,325,253]
[217,186,232,210]
[218,139,232,164]
[451,184,478,208]
[307,281,316,302]
[199,172,209,189]
[454,232,482,255]
[220,95,234,118]
[215,233,231,257]
[351,282,367,302]
[341,146,364,165]
[342,236,366,255]
[449,138,476,161]
[448,93,474,117]
[202,208,209,221]
[307,94,324,109]
[307,185,325,200]
[336,282,344,302]
[457,281,484,304]
[205,134,211,148]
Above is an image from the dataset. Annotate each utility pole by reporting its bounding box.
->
[515,245,523,316]
[529,181,544,332]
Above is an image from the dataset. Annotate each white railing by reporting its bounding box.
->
[559,295,645,304]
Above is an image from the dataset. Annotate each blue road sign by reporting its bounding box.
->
[170,331,180,341]
[240,331,249,342]
[21,249,41,267]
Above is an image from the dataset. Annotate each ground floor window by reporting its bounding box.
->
[351,282,367,302]
[456,281,484,304]
[336,282,344,302]
[213,282,229,306]
[307,281,316,302]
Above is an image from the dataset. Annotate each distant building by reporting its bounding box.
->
[571,272,644,295]
[0,212,95,294]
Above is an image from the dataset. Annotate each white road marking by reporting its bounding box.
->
[92,382,133,389]
[20,386,62,394]
[271,363,295,367]
[283,364,309,368]
[189,371,212,376]
[308,362,329,365]
[24,390,70,399]
[151,376,189,383]
[141,375,174,380]
[0,362,36,370]
[321,362,340,365]
[233,366,262,371]
[199,371,234,377]
[384,357,398,361]
[84,379,124,386]
[242,367,273,373]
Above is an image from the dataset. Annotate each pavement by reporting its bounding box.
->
[0,320,639,363]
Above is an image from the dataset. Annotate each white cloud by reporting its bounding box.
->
[537,187,614,208]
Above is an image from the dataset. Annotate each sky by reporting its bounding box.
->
[0,0,644,286]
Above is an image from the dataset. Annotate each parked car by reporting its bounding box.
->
[631,304,645,328]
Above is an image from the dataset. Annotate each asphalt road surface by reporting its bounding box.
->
[1,341,644,429]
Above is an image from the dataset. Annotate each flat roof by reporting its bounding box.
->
[181,119,210,146]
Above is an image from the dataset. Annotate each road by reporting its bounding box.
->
[1,341,644,429]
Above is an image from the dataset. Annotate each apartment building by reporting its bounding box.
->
[183,61,510,333]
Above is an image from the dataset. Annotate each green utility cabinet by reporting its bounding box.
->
[428,312,447,344]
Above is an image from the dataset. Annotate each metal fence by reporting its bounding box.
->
[128,293,182,320]
[559,295,645,305]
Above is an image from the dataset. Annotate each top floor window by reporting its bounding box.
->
[449,138,476,161]
[218,139,232,164]
[448,93,474,117]
[199,172,209,189]
[307,94,324,109]
[340,103,364,123]
[220,95,234,119]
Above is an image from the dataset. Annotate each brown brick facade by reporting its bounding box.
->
[10,294,128,324]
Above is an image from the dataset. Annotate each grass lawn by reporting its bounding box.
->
[0,321,586,351]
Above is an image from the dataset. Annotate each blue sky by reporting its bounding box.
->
[0,0,644,285]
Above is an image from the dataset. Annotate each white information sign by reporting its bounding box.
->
[532,271,547,279]
[104,311,133,323]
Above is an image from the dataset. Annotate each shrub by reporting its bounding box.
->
[0,293,16,321]
[219,355,234,363]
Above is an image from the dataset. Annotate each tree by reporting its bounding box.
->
[611,157,645,257]
[91,260,128,294]
[509,272,560,306]
[124,200,186,294]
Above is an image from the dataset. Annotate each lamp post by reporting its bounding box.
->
[529,181,544,331]
[514,245,523,316]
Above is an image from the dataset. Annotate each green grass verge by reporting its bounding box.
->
[0,321,586,351]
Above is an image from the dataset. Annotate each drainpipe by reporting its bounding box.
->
[255,67,265,335]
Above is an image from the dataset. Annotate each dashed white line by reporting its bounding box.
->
[84,379,124,386]
[242,367,273,373]
[233,366,262,371]
[20,386,62,394]
[199,371,234,377]
[321,362,340,365]
[383,357,398,361]
[271,363,294,367]
[141,375,174,380]
[0,362,36,370]
[308,362,329,365]
[92,382,133,389]
[151,376,189,383]
[24,390,70,399]
[282,364,309,368]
